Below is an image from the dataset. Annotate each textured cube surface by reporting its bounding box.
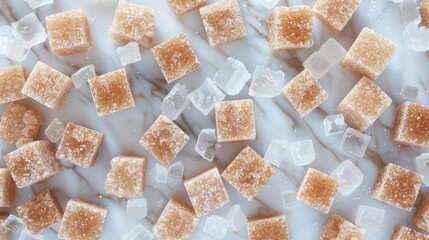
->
[337,77,392,132]
[56,123,104,168]
[321,214,365,240]
[422,0,429,28]
[341,27,397,80]
[221,146,274,200]
[184,168,229,217]
[0,66,27,104]
[88,68,135,116]
[168,0,207,15]
[414,193,429,232]
[0,212,10,240]
[0,169,15,207]
[390,225,429,240]
[247,215,288,240]
[313,0,361,33]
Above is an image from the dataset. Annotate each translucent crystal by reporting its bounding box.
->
[330,160,364,196]
[11,13,47,47]
[18,228,43,240]
[318,38,347,67]
[324,114,347,136]
[44,118,65,143]
[24,0,54,9]
[400,85,419,100]
[213,57,251,95]
[126,199,147,219]
[290,140,315,166]
[202,215,231,239]
[226,204,247,231]
[260,0,280,9]
[188,78,225,115]
[168,162,184,182]
[391,0,404,2]
[195,129,221,162]
[264,140,289,167]
[161,84,190,120]
[7,40,30,62]
[150,164,168,183]
[303,52,331,79]
[116,42,141,66]
[0,26,11,55]
[1,215,24,233]
[415,153,429,186]
[340,128,371,158]
[71,65,96,88]
[122,224,154,240]
[280,189,297,210]
[355,205,385,230]
[400,0,421,26]
[403,23,429,52]
[156,198,164,208]
[249,66,285,98]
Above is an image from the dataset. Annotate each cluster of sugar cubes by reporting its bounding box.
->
[321,214,366,240]
[247,215,289,240]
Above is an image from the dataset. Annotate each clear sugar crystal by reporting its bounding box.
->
[303,52,331,79]
[290,140,315,166]
[340,128,371,158]
[126,199,147,219]
[24,0,54,9]
[249,66,285,98]
[264,140,289,167]
[72,65,96,88]
[161,84,190,120]
[150,164,168,183]
[260,0,281,9]
[18,228,43,240]
[168,162,184,182]
[400,0,421,26]
[7,39,30,62]
[280,190,297,210]
[188,78,225,115]
[318,38,347,67]
[213,57,251,95]
[203,215,231,239]
[122,224,154,240]
[324,114,347,136]
[44,118,65,143]
[1,214,24,233]
[0,26,11,55]
[11,13,47,47]
[415,153,429,186]
[226,204,247,231]
[355,205,385,230]
[400,85,419,100]
[330,160,364,196]
[116,42,141,66]
[195,129,221,162]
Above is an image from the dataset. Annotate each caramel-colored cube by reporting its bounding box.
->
[0,66,27,104]
[199,0,246,47]
[297,168,340,214]
[392,102,429,149]
[139,114,190,166]
[16,189,63,235]
[0,169,15,207]
[151,34,200,84]
[282,69,328,118]
[247,215,288,240]
[337,77,391,132]
[22,62,73,110]
[56,123,104,168]
[46,9,93,56]
[58,199,108,240]
[215,99,255,143]
[313,0,361,34]
[168,0,208,15]
[421,0,429,28]
[321,214,366,240]
[184,168,229,217]
[414,193,429,232]
[153,197,198,240]
[221,146,274,201]
[269,6,313,51]
[0,212,10,240]
[104,155,146,198]
[390,225,429,240]
[88,68,135,116]
[341,27,397,80]
[109,1,155,49]
[0,102,42,147]
[4,140,62,188]
[372,163,423,211]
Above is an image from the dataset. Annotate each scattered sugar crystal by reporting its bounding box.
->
[303,52,331,79]
[324,114,347,136]
[0,213,10,240]
[168,162,184,182]
[321,214,366,240]
[403,23,429,52]
[355,205,385,230]
[264,140,289,167]
[400,85,419,100]
[249,66,285,98]
[416,153,429,186]
[24,0,54,9]
[161,84,190,120]
[168,0,208,15]
[330,160,364,196]
[0,26,11,55]
[340,128,371,158]
[226,204,247,231]
[195,129,221,162]
[18,228,43,240]
[71,65,96,89]
[213,57,251,95]
[150,164,168,183]
[116,42,141,66]
[414,193,429,232]
[122,224,154,240]
[260,0,280,9]
[391,225,429,240]
[290,140,315,166]
[247,215,289,240]
[203,215,231,239]
[0,169,15,207]
[188,78,225,115]
[126,199,147,219]
[280,190,297,210]
[0,65,27,104]
[422,0,429,28]
[12,13,47,47]
[44,118,65,143]
[400,0,421,26]
[6,40,30,62]
[318,38,347,66]
[1,215,24,233]
[313,0,361,33]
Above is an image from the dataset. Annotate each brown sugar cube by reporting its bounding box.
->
[336,77,392,132]
[109,1,155,49]
[422,0,429,28]
[0,102,42,147]
[390,225,429,240]
[0,212,11,240]
[56,123,104,168]
[321,214,366,240]
[215,99,256,143]
[184,167,229,217]
[297,168,340,214]
[46,9,92,56]
[200,0,246,47]
[313,0,361,34]
[4,140,62,188]
[16,189,63,235]
[0,169,15,207]
[139,114,189,166]
[392,102,429,149]
[58,199,107,240]
[168,0,208,15]
[282,69,328,118]
[0,66,27,104]
[372,163,423,211]
[104,155,146,198]
[341,27,397,80]
[269,6,314,51]
[88,68,135,116]
[247,215,288,240]
[151,34,200,84]
[221,146,274,201]
[414,193,429,232]
[22,62,73,110]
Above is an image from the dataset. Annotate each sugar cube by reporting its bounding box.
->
[122,224,154,240]
[152,34,200,84]
[161,83,190,120]
[355,205,385,230]
[318,38,347,66]
[249,66,285,98]
[71,65,95,89]
[168,162,184,182]
[16,189,63,234]
[215,99,256,143]
[24,0,54,9]
[140,114,189,166]
[260,0,280,9]
[0,65,27,104]
[4,140,62,188]
[415,153,429,186]
[391,225,429,240]
[126,199,147,219]
[264,140,289,167]
[6,40,30,62]
[188,78,225,115]
[269,6,313,51]
[184,168,229,217]
[58,199,108,240]
[200,0,246,47]
[400,85,419,100]
[400,0,421,26]
[297,168,340,213]
[88,68,135,116]
[414,193,429,232]
[313,0,361,33]
[150,164,168,183]
[339,128,371,158]
[213,57,251,95]
[153,197,198,240]
[116,42,141,66]
[45,118,65,143]
[372,163,423,211]
[0,102,42,147]
[330,160,364,196]
[109,1,155,49]
[18,228,43,240]
[104,155,146,198]
[321,214,366,240]
[56,122,104,168]
[0,26,11,55]
[303,52,331,79]
[167,0,208,15]
[222,146,274,201]
[226,204,247,231]
[203,215,231,239]
[422,0,429,28]
[0,212,11,240]
[195,129,221,161]
[290,140,315,166]
[324,114,347,136]
[22,61,73,110]
[247,215,289,240]
[0,169,15,207]
[1,215,24,233]
[12,13,47,47]
[280,190,297,210]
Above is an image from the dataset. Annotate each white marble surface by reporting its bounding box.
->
[0,0,428,239]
